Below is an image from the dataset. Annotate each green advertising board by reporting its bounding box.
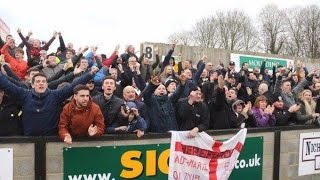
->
[64,137,263,180]
[230,53,294,72]
[240,56,287,70]
[229,136,263,179]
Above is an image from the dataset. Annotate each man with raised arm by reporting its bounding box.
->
[0,66,99,136]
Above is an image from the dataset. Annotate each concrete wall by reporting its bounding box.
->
[141,42,319,70]
[2,128,320,179]
[0,143,34,180]
[280,129,320,180]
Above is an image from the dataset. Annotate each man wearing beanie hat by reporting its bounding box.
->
[176,84,209,138]
[272,92,300,126]
[164,78,178,96]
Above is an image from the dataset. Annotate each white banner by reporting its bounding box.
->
[168,129,247,180]
[299,132,320,176]
[0,148,13,180]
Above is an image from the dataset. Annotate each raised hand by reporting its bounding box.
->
[17,28,21,34]
[202,55,208,63]
[154,46,159,55]
[90,66,99,75]
[218,75,224,89]
[171,42,176,49]
[308,68,319,77]
[91,45,98,52]
[179,73,187,86]
[77,47,82,54]
[82,46,89,53]
[115,44,120,51]
[27,31,33,37]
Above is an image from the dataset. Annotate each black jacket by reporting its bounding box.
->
[202,80,218,106]
[0,95,23,135]
[209,88,233,129]
[176,98,209,131]
[273,107,295,126]
[93,94,124,129]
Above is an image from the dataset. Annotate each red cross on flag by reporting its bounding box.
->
[168,129,247,180]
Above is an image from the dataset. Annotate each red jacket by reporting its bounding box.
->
[1,44,28,79]
[102,50,117,67]
[58,98,105,140]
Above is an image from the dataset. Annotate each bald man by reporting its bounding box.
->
[122,86,149,129]
[258,82,273,104]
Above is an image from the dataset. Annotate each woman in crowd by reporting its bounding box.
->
[296,89,320,124]
[252,95,276,127]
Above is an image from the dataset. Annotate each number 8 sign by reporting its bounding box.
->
[143,44,154,61]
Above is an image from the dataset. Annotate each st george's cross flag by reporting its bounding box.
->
[168,128,247,180]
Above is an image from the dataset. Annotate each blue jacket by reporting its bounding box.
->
[106,115,147,133]
[0,72,93,135]
[94,67,109,83]
[85,51,96,68]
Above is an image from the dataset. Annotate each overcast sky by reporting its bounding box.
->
[0,0,319,55]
